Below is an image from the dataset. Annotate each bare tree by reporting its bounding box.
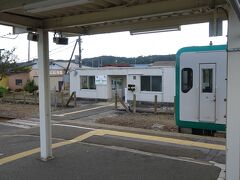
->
[0,48,17,81]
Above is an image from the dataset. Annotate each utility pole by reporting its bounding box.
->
[78,36,82,68]
[65,39,78,75]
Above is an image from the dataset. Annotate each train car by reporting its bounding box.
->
[176,45,227,132]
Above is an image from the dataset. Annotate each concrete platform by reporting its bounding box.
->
[0,140,221,180]
[0,123,225,180]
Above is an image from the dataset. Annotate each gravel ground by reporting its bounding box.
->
[96,111,177,132]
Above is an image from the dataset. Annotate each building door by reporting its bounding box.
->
[199,64,216,122]
[111,78,123,98]
[58,81,64,92]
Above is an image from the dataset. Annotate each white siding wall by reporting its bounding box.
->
[127,68,175,103]
[70,67,175,102]
[163,68,175,102]
[70,70,109,99]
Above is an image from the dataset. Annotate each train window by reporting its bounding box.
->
[181,68,193,93]
[202,69,213,93]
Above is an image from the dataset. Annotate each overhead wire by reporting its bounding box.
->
[49,39,76,53]
[30,42,77,60]
[49,44,76,56]
[0,33,78,60]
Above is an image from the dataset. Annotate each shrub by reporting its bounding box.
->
[0,86,7,97]
[24,80,38,93]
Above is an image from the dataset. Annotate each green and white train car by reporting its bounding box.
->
[176,45,227,132]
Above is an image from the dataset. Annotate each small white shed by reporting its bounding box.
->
[70,64,175,103]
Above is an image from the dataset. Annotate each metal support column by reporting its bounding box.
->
[38,29,52,160]
[226,7,240,180]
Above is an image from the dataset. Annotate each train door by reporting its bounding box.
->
[199,63,216,122]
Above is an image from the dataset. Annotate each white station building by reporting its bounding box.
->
[70,62,175,104]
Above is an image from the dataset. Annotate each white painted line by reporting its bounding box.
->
[52,103,114,117]
[53,123,96,130]
[80,142,213,166]
[0,122,31,129]
[0,134,65,142]
[0,119,40,129]
[10,119,39,126]
[210,161,226,180]
[1,134,40,138]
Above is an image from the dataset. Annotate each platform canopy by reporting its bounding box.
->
[0,0,230,35]
[2,1,240,180]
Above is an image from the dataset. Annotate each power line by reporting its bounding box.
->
[49,39,76,53]
[30,44,76,60]
[49,44,75,56]
[20,37,78,61]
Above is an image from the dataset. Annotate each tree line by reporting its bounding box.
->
[81,54,176,67]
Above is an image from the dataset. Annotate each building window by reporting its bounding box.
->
[16,79,23,86]
[141,76,162,92]
[181,68,193,93]
[81,76,96,89]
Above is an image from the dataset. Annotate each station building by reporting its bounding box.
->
[70,61,175,104]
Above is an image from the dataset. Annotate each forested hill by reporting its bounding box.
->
[82,54,175,67]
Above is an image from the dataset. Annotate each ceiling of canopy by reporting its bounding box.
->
[0,0,229,35]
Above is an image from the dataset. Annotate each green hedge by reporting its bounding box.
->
[24,80,38,93]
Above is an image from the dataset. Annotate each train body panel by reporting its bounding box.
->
[176,45,227,131]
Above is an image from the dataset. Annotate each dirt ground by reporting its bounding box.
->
[0,102,73,119]
[0,103,39,119]
[96,111,177,132]
[0,102,177,133]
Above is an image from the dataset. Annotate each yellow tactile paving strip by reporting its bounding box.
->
[0,129,225,166]
[96,130,226,151]
[0,131,96,166]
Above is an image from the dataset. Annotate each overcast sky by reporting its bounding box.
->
[0,21,228,62]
